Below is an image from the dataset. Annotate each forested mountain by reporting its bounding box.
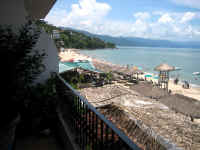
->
[62,27,200,49]
[36,20,116,50]
[36,20,200,49]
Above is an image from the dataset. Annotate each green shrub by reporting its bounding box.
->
[0,20,46,128]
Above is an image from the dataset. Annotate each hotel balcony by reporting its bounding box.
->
[13,74,141,150]
[55,74,141,150]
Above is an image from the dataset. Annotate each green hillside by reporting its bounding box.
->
[36,20,115,50]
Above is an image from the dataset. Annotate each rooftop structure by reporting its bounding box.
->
[154,63,175,90]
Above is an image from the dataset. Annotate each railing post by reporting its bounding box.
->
[92,111,95,150]
[105,125,109,148]
[95,114,98,150]
[84,105,89,149]
[100,120,104,149]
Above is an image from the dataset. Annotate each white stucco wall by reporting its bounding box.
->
[34,31,59,83]
[0,0,59,83]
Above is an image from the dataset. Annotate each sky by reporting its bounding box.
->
[45,0,200,41]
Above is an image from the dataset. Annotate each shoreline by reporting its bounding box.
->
[59,48,200,101]
[59,48,200,149]
[78,47,200,86]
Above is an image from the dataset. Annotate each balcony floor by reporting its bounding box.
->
[15,135,63,150]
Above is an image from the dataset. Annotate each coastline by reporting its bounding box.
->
[59,48,200,101]
[78,47,200,86]
[59,48,200,149]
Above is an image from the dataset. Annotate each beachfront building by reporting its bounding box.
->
[52,30,61,39]
[154,63,175,90]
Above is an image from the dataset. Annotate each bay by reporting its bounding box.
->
[79,46,200,86]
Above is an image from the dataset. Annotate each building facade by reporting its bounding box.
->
[0,0,58,83]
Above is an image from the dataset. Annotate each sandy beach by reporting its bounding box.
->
[59,48,92,62]
[59,48,200,101]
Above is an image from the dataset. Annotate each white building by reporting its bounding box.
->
[0,0,58,83]
[52,30,60,39]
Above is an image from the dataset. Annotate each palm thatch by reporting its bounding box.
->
[154,63,175,71]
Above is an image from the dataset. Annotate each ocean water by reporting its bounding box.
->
[79,46,200,86]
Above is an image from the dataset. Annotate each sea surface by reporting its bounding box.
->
[79,46,200,86]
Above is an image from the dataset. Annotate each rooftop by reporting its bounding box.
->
[79,81,200,149]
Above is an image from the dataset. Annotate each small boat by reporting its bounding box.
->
[192,72,200,75]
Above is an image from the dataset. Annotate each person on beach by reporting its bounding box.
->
[174,78,179,85]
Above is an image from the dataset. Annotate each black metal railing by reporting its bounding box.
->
[56,74,141,150]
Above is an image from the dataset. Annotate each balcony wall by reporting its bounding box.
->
[0,0,58,83]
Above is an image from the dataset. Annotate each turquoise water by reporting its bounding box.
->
[79,46,200,86]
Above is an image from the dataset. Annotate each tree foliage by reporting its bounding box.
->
[36,20,116,50]
[0,20,46,124]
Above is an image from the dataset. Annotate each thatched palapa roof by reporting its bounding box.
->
[154,63,175,71]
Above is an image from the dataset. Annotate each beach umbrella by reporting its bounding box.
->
[132,66,142,70]
[138,66,143,70]
[145,74,152,81]
[132,66,143,73]
[154,63,175,71]
[145,74,152,78]
[132,66,139,71]
[154,63,175,90]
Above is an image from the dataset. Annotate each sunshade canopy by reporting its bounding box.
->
[59,61,101,74]
[145,74,152,78]
[59,62,77,73]
[154,63,175,72]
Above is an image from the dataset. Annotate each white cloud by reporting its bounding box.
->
[185,25,193,35]
[98,21,133,36]
[45,1,200,41]
[134,12,150,20]
[172,25,181,33]
[45,0,111,27]
[68,0,111,21]
[158,14,174,23]
[171,0,200,9]
[180,12,196,23]
[194,30,200,35]
[131,19,149,37]
[45,9,68,26]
